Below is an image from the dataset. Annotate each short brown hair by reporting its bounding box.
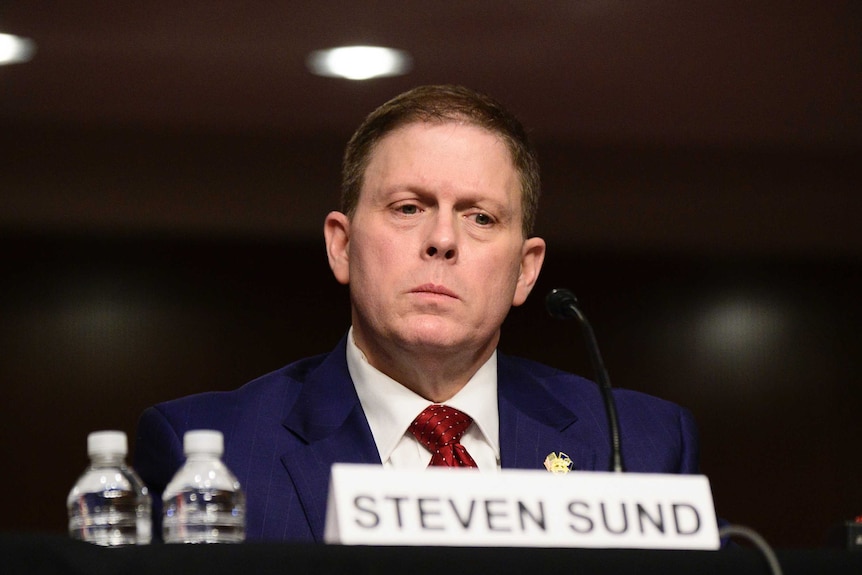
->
[341,85,541,237]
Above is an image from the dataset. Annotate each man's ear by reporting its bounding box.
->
[324,211,350,285]
[512,236,546,307]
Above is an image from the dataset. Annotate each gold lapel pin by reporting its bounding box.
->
[544,452,573,474]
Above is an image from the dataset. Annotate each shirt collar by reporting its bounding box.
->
[346,327,500,463]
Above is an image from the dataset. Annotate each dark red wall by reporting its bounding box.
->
[2,234,860,547]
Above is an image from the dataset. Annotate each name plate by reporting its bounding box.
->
[324,464,719,549]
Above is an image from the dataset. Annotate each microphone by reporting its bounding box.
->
[546,288,625,473]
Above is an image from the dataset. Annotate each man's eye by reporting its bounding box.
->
[397,204,419,215]
[473,213,493,226]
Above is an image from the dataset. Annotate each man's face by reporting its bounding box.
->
[326,121,545,365]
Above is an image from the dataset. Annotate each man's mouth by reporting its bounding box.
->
[411,284,459,299]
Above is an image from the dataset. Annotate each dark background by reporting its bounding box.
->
[1,1,860,549]
[2,233,861,548]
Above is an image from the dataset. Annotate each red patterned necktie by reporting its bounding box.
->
[409,404,478,468]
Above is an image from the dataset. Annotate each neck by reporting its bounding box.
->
[353,331,497,402]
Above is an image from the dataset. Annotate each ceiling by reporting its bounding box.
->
[1,2,860,256]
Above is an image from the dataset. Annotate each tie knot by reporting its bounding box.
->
[410,404,473,449]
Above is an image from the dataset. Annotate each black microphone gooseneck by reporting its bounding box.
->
[546,288,624,473]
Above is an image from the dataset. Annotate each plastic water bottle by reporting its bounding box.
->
[162,429,245,543]
[67,430,152,546]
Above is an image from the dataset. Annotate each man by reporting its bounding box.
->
[135,85,700,542]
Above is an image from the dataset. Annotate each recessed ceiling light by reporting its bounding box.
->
[0,33,36,65]
[306,45,412,80]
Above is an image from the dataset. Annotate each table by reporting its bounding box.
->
[3,533,861,575]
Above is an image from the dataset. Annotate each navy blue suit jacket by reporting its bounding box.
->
[135,335,700,542]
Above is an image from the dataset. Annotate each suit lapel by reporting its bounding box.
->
[279,343,604,541]
[280,337,380,542]
[497,353,598,472]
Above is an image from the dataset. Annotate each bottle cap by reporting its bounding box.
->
[183,429,224,456]
[87,430,128,457]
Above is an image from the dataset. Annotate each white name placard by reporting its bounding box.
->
[324,464,719,549]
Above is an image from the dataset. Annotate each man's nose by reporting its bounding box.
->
[423,212,458,261]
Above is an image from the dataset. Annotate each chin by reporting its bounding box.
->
[395,323,480,353]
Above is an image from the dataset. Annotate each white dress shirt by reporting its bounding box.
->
[346,327,501,471]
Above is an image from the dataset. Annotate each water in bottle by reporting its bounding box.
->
[162,429,245,543]
[67,430,152,546]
